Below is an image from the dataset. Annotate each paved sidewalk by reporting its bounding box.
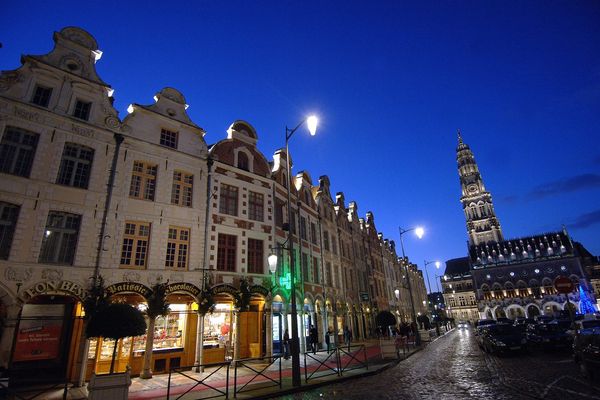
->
[127,340,414,400]
[8,334,451,400]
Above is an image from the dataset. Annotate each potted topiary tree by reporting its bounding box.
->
[140,282,170,379]
[86,303,146,400]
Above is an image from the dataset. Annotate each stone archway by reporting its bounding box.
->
[505,304,525,320]
[493,307,506,319]
[526,304,540,318]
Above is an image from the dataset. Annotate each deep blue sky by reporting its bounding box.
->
[3,1,600,291]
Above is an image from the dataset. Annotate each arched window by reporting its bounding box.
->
[505,282,515,298]
[237,152,249,171]
[542,278,555,295]
[481,284,491,300]
[492,283,503,298]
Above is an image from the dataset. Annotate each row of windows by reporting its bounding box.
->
[0,202,194,270]
[218,183,264,222]
[0,202,360,286]
[0,126,194,206]
[215,234,265,274]
[31,84,91,121]
[30,85,180,152]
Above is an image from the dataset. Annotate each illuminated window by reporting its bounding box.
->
[171,171,193,207]
[129,161,158,201]
[120,221,150,268]
[165,226,189,270]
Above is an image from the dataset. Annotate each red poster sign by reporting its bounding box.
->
[13,304,65,362]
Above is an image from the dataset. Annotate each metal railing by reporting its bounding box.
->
[0,377,69,400]
[233,355,281,398]
[303,347,341,382]
[166,361,231,400]
[337,344,368,374]
[303,344,369,382]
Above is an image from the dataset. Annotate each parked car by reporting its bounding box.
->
[573,330,600,380]
[480,324,527,354]
[457,321,469,329]
[526,320,572,348]
[513,318,536,334]
[475,319,496,336]
[566,318,600,337]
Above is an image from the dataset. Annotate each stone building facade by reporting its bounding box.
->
[0,27,427,384]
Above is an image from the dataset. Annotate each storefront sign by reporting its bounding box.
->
[360,292,370,301]
[250,285,270,297]
[165,282,201,297]
[21,280,85,301]
[106,282,151,298]
[212,284,239,296]
[13,304,65,362]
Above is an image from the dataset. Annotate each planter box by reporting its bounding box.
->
[88,371,131,400]
[379,339,398,359]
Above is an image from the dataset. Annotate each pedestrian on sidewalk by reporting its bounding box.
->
[325,328,332,353]
[310,325,318,354]
[283,328,290,359]
[343,326,352,350]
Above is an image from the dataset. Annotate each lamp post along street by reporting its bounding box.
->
[284,115,317,388]
[398,226,424,346]
[423,260,440,294]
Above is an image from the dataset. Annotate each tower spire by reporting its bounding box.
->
[456,132,503,246]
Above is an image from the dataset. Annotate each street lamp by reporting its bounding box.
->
[423,260,440,294]
[398,226,424,345]
[281,115,318,387]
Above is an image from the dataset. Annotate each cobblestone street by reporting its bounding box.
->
[275,328,600,400]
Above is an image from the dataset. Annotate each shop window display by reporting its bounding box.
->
[203,303,233,351]
[133,304,188,353]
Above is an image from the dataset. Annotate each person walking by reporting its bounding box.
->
[283,328,290,359]
[343,326,352,350]
[325,328,332,353]
[309,325,318,353]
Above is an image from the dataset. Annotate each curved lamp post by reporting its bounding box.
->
[398,226,424,345]
[423,260,440,294]
[269,115,318,388]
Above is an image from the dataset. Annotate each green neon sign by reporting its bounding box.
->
[279,273,291,290]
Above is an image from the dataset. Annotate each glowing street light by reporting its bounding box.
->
[398,226,425,345]
[283,115,318,387]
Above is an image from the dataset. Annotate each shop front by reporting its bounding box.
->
[85,282,200,378]
[10,294,82,385]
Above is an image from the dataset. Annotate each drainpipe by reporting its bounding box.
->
[78,132,124,387]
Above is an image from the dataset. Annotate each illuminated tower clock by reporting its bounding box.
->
[457,131,504,246]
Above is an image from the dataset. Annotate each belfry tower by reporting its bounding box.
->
[457,131,504,246]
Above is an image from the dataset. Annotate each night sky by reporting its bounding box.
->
[2,1,599,291]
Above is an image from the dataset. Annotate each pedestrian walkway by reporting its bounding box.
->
[5,334,448,400]
[128,340,409,400]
